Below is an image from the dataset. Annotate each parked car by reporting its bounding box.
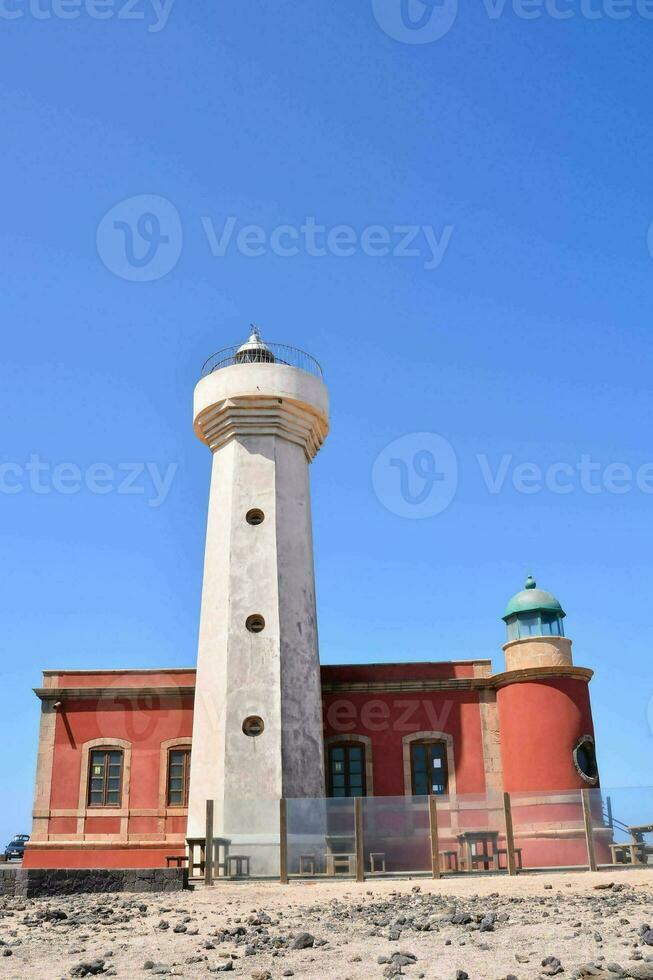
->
[4,834,29,860]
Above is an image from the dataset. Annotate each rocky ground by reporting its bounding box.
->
[1,870,653,980]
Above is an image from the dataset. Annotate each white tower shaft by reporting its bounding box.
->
[187,357,329,838]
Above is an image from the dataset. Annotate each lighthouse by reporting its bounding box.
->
[186,328,329,841]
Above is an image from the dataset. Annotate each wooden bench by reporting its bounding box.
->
[165,854,188,868]
[326,853,356,876]
[369,852,386,874]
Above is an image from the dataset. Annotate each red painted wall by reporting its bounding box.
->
[497,677,596,792]
[322,687,487,796]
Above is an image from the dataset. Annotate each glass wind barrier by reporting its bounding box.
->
[361,796,431,875]
[589,786,653,868]
[286,797,356,878]
[436,791,507,873]
[219,798,281,878]
[508,789,587,870]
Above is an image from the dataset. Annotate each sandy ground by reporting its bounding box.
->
[1,869,653,979]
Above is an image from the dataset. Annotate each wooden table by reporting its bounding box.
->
[186,836,232,879]
[610,842,648,865]
[457,831,500,871]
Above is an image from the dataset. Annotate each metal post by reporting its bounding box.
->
[581,789,598,872]
[606,794,613,830]
[205,799,214,886]
[503,792,517,876]
[354,797,364,883]
[279,798,289,884]
[428,795,441,879]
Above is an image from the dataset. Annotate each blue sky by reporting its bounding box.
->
[1,0,652,844]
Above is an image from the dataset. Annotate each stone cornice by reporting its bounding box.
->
[34,667,593,700]
[195,395,328,460]
[34,687,195,701]
[490,665,593,689]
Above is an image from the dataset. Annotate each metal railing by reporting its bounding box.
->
[201,343,324,380]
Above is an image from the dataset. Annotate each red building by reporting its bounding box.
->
[25,577,604,872]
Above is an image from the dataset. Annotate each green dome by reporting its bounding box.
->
[502,576,565,621]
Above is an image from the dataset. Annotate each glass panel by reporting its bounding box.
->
[414,773,429,796]
[287,797,356,879]
[221,798,283,878]
[509,790,585,869]
[108,752,122,765]
[106,791,120,805]
[362,796,430,875]
[412,745,427,771]
[590,786,653,868]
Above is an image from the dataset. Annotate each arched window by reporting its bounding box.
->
[167,747,191,806]
[410,739,449,796]
[87,748,124,807]
[327,742,367,798]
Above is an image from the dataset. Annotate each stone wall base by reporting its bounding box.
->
[0,867,188,897]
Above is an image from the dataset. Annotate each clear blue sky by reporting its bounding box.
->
[1,0,652,845]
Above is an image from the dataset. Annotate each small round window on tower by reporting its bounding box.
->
[246,509,265,526]
[245,614,265,634]
[242,716,265,737]
[573,735,598,784]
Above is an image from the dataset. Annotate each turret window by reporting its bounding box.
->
[506,611,565,641]
[573,736,598,784]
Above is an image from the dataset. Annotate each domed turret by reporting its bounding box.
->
[503,575,566,642]
[501,575,572,670]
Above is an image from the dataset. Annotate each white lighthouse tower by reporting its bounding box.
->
[186,328,329,845]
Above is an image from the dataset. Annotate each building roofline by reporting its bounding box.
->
[320,659,492,668]
[42,668,196,675]
[41,659,492,676]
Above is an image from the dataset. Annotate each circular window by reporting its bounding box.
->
[242,716,265,737]
[245,614,265,634]
[246,509,265,526]
[573,736,598,784]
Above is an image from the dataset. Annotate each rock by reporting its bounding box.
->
[626,968,653,980]
[542,957,564,977]
[290,931,315,950]
[456,972,469,980]
[207,964,233,974]
[70,961,106,978]
[642,933,653,948]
